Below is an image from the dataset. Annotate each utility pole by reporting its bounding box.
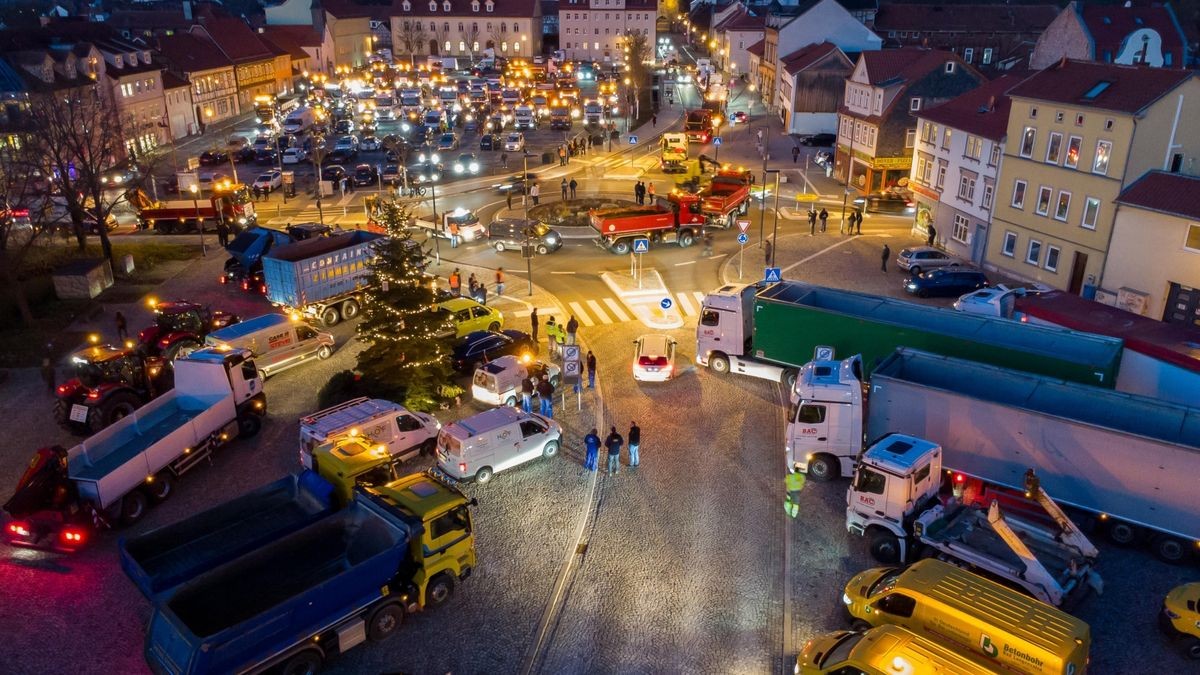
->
[758,124,769,247]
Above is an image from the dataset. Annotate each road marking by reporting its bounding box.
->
[779,236,860,274]
[602,298,631,322]
[550,270,577,275]
[675,292,695,316]
[692,291,707,307]
[674,260,696,266]
[584,299,611,324]
[568,301,596,326]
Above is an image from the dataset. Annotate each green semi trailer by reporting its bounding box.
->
[695,281,1122,387]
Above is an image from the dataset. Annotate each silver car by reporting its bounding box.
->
[896,246,963,274]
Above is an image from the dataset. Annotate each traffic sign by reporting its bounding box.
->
[562,358,581,383]
[764,267,782,283]
[660,298,673,310]
[737,232,749,245]
[794,193,820,203]
[736,219,750,233]
[814,345,835,361]
[713,137,723,146]
[628,135,639,144]
[632,238,650,253]
[562,345,580,361]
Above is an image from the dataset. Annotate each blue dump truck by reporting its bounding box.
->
[221,224,330,293]
[262,230,382,327]
[122,470,477,675]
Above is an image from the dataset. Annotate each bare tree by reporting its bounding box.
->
[0,140,61,325]
[623,30,653,121]
[464,24,482,63]
[394,19,429,65]
[27,82,127,263]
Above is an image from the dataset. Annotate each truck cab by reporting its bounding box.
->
[696,283,766,376]
[786,355,863,480]
[845,434,943,562]
[513,105,536,130]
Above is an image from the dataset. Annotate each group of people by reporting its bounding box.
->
[519,373,557,418]
[842,209,864,235]
[536,313,578,358]
[560,178,579,201]
[584,423,642,475]
[807,207,830,234]
[447,267,501,304]
[633,181,655,205]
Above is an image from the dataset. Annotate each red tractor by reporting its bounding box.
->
[52,343,173,435]
[137,299,239,361]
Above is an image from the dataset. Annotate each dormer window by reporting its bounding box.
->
[142,51,151,63]
[114,55,124,68]
[944,61,956,74]
[443,1,451,11]
[472,0,480,11]
[429,1,437,11]
[129,52,139,66]
[486,0,494,11]
[66,63,76,78]
[909,97,921,111]
[402,0,410,9]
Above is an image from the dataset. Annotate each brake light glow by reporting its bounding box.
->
[87,390,100,400]
[241,281,249,291]
[954,473,965,484]
[459,462,467,473]
[60,529,85,544]
[7,522,30,538]
[57,385,69,395]
[219,276,227,284]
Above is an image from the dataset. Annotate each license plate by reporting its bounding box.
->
[69,404,89,423]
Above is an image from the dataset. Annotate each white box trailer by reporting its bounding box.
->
[867,348,1200,562]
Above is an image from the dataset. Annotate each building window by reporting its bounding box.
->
[444,1,451,10]
[1045,132,1062,164]
[1185,224,1200,252]
[445,41,452,51]
[1054,191,1072,221]
[1045,245,1061,272]
[1030,106,1038,119]
[982,48,993,65]
[1075,114,1084,126]
[1035,186,1053,216]
[472,0,479,10]
[1019,127,1036,158]
[1105,119,1114,131]
[460,41,466,52]
[430,1,437,9]
[982,183,994,209]
[957,173,976,201]
[942,128,952,150]
[989,144,1000,166]
[1002,231,1017,257]
[1081,197,1100,229]
[486,0,494,11]
[1065,136,1082,169]
[963,47,974,63]
[952,214,970,244]
[1026,239,1042,265]
[905,129,916,148]
[1093,140,1112,174]
[935,164,946,189]
[944,62,956,73]
[1011,180,1027,208]
[965,135,982,159]
[910,97,921,111]
[1056,111,1064,123]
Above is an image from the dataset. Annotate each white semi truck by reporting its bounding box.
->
[786,347,1200,563]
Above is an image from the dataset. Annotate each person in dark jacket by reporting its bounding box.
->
[604,426,624,475]
[818,208,829,232]
[586,350,597,388]
[566,315,579,345]
[536,376,554,418]
[520,375,534,413]
[628,421,641,467]
[530,308,539,346]
[583,428,600,472]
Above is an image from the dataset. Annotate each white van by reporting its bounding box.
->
[471,355,561,406]
[513,105,537,130]
[299,396,441,468]
[436,406,562,483]
[205,313,334,379]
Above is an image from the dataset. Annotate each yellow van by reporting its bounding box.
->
[796,624,1002,674]
[842,559,1090,675]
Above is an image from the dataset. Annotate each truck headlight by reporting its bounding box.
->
[842,593,852,606]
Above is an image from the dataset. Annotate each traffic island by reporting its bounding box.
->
[599,268,684,330]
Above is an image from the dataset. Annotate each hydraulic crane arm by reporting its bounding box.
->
[1024,469,1100,558]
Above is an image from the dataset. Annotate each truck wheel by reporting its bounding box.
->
[426,574,455,607]
[494,241,505,252]
[488,321,501,331]
[317,345,333,360]
[366,602,405,641]
[1107,521,1138,545]
[542,440,559,458]
[281,650,323,675]
[869,531,901,564]
[679,231,695,247]
[807,454,840,482]
[146,472,174,503]
[120,490,150,525]
[100,392,142,430]
[475,466,494,483]
[708,353,730,375]
[340,299,360,320]
[1153,535,1187,564]
[612,241,631,255]
[1187,639,1200,660]
[238,413,263,438]
[781,368,799,389]
[165,340,201,363]
[738,201,749,215]
[504,395,518,407]
[52,399,72,428]
[320,306,341,327]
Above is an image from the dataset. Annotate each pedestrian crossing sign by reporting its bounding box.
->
[713,137,723,146]
[633,238,650,253]
[764,267,782,282]
[628,135,639,144]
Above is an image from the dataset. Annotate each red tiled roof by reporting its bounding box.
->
[328,0,544,19]
[199,18,274,64]
[714,6,763,32]
[258,26,318,60]
[781,42,844,76]
[746,39,765,58]
[918,73,1027,141]
[1116,170,1200,221]
[873,3,1058,33]
[1007,59,1194,114]
[858,47,960,86]
[1080,3,1187,65]
[155,31,231,73]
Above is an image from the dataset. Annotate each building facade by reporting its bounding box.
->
[713,5,763,77]
[558,0,655,62]
[95,39,168,159]
[161,71,197,140]
[156,31,239,127]
[984,61,1199,294]
[391,0,543,61]
[198,20,282,109]
[1030,1,1191,71]
[873,3,1058,73]
[778,42,853,135]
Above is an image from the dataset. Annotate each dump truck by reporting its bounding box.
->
[699,167,753,227]
[660,132,689,173]
[696,281,1123,388]
[262,230,382,327]
[137,299,240,362]
[811,345,1200,562]
[126,471,476,675]
[590,202,702,254]
[684,109,714,143]
[53,342,172,435]
[845,433,1102,607]
[221,223,330,293]
[133,183,256,234]
[549,106,572,130]
[3,349,266,551]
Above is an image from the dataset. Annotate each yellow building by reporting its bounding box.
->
[985,60,1199,294]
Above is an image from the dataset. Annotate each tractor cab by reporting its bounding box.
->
[139,300,239,360]
[53,343,171,435]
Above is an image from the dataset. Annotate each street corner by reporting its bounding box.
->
[599,269,685,329]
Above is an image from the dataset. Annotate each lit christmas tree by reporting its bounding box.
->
[355,200,455,411]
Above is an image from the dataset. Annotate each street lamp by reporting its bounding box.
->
[189,184,205,257]
[767,169,781,266]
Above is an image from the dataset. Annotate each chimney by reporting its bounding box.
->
[183,0,192,22]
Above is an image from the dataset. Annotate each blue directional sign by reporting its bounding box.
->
[628,135,639,144]
[713,137,723,146]
[737,232,749,245]
[660,298,673,310]
[765,267,783,282]
[632,237,650,253]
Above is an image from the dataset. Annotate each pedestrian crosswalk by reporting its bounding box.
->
[500,290,709,328]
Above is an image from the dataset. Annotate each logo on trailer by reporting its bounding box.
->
[980,635,999,658]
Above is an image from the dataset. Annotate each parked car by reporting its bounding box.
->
[83,212,119,234]
[199,149,229,166]
[632,334,677,382]
[381,164,402,185]
[896,246,964,274]
[487,218,562,254]
[479,133,498,151]
[254,148,279,165]
[450,330,534,373]
[282,147,307,164]
[352,164,377,186]
[854,191,916,215]
[730,111,748,124]
[253,170,283,192]
[434,405,562,483]
[438,297,504,337]
[813,150,832,167]
[321,164,347,182]
[232,146,257,163]
[452,153,480,175]
[799,133,836,146]
[334,119,354,134]
[503,132,525,152]
[494,172,537,194]
[327,148,355,164]
[359,135,381,151]
[904,268,990,298]
[437,132,459,151]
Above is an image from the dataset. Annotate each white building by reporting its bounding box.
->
[712,4,763,78]
[559,0,657,62]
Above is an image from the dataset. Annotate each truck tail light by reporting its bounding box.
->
[7,522,30,538]
[57,385,69,395]
[241,280,249,291]
[60,528,86,545]
[459,462,467,473]
[219,275,227,284]
[87,389,100,400]
[954,473,965,484]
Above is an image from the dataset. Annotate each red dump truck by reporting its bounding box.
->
[134,183,256,234]
[590,202,701,254]
[684,109,714,144]
[699,168,753,228]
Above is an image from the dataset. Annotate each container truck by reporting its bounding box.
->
[797,347,1200,563]
[127,472,476,675]
[590,202,701,254]
[956,286,1200,406]
[262,230,382,327]
[220,223,330,293]
[695,281,1123,388]
[3,349,266,551]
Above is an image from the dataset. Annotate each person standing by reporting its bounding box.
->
[881,243,891,272]
[531,183,540,206]
[478,284,488,305]
[855,209,863,235]
[791,146,800,163]
[586,350,596,388]
[647,182,655,202]
[819,208,829,233]
[536,376,555,418]
[633,181,642,204]
[216,219,230,247]
[115,311,128,341]
[561,178,568,201]
[652,113,657,126]
[545,316,558,357]
[926,224,937,247]
[808,208,817,235]
[520,375,534,413]
[506,190,514,210]
[448,220,460,248]
[764,239,773,266]
[627,421,641,467]
[566,315,579,345]
[569,178,578,199]
[584,428,600,472]
[604,426,624,475]
[530,308,540,346]
[500,152,508,169]
[449,268,462,296]
[554,320,567,357]
[495,268,505,296]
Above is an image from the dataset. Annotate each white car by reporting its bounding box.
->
[503,132,525,152]
[632,334,677,382]
[359,135,382,151]
[253,170,282,192]
[282,147,307,164]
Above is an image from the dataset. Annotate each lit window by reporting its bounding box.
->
[1093,140,1112,174]
[1045,245,1061,272]
[1019,127,1036,158]
[1064,136,1082,169]
[1045,132,1063,164]
[1035,186,1053,216]
[1054,191,1071,221]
